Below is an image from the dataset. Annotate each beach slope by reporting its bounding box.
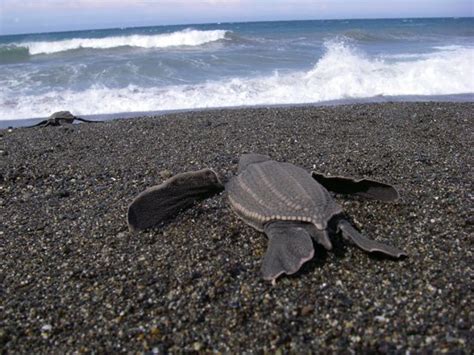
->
[1,102,472,352]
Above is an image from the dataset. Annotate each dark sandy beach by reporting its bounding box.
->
[1,102,472,353]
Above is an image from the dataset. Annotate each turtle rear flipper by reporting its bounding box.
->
[128,169,224,232]
[261,221,315,281]
[338,220,407,258]
[311,172,399,201]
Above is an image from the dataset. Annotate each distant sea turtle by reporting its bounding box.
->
[28,111,100,128]
[128,154,406,281]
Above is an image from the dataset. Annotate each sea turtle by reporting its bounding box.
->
[28,111,100,128]
[127,154,406,281]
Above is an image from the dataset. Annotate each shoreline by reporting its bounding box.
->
[2,102,473,352]
[1,93,473,129]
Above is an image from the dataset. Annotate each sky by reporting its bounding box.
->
[0,0,473,35]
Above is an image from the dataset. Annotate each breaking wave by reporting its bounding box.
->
[0,45,30,64]
[1,41,473,120]
[6,28,230,55]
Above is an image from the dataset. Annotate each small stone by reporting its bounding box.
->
[0,329,9,345]
[40,324,52,339]
[41,324,52,332]
[465,216,474,226]
[150,327,160,337]
[160,170,173,179]
[193,342,203,351]
[300,305,314,316]
[57,190,70,198]
[350,335,361,343]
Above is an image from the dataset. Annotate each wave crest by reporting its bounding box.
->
[0,45,30,64]
[1,41,473,120]
[13,28,230,55]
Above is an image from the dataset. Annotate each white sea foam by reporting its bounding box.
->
[1,41,473,120]
[432,45,466,51]
[17,29,229,55]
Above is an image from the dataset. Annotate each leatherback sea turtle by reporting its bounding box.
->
[128,154,406,281]
[28,111,100,128]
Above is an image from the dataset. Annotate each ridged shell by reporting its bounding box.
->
[227,161,342,231]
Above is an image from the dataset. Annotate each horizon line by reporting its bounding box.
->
[1,15,472,37]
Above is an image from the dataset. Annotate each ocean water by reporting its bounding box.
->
[0,18,473,122]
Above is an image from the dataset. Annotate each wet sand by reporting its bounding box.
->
[1,102,472,352]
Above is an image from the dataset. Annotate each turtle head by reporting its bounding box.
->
[238,153,271,173]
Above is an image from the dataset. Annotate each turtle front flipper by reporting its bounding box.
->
[338,220,407,258]
[75,117,102,123]
[127,169,224,232]
[311,172,399,202]
[261,221,315,281]
[26,120,48,128]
